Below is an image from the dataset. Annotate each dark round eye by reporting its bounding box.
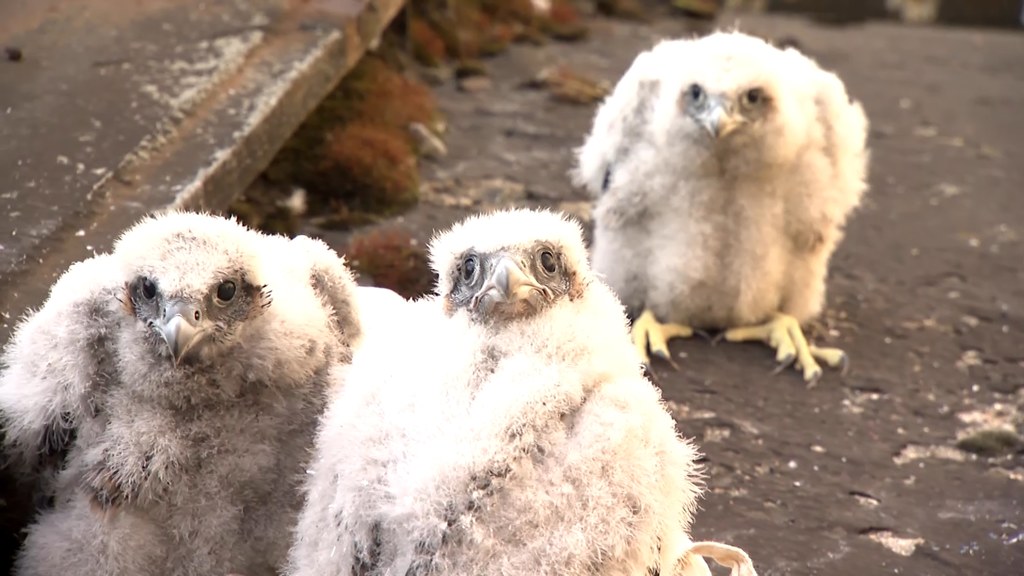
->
[216,281,236,303]
[461,256,477,283]
[539,250,557,275]
[743,88,764,106]
[687,83,704,103]
[141,278,157,300]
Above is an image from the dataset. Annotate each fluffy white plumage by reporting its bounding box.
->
[574,31,869,381]
[0,211,361,576]
[353,285,422,347]
[288,208,756,576]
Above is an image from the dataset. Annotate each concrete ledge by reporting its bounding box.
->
[0,0,406,345]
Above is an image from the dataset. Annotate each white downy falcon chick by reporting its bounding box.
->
[574,31,869,383]
[287,208,757,576]
[0,211,361,576]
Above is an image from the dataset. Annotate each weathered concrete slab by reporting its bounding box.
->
[0,0,405,345]
[764,0,1024,28]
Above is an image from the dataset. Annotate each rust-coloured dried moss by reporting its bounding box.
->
[262,53,437,224]
[410,18,447,67]
[319,122,420,216]
[341,56,438,128]
[541,1,589,41]
[346,228,434,299]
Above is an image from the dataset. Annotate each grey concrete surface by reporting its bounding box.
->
[0,0,405,346]
[762,0,1023,28]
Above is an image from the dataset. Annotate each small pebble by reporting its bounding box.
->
[408,122,447,159]
[5,46,22,62]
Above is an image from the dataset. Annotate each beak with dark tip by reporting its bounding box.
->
[470,255,551,316]
[156,300,205,365]
[700,102,741,139]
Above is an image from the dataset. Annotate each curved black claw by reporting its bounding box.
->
[837,352,850,377]
[771,354,797,376]
[642,362,660,384]
[806,369,823,388]
[694,329,715,342]
[710,332,727,347]
[651,348,681,372]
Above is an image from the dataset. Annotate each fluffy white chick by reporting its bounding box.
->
[0,211,361,576]
[287,208,757,576]
[574,31,869,383]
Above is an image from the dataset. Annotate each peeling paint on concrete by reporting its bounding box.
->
[957,402,1021,435]
[138,30,266,118]
[866,530,925,556]
[893,444,969,465]
[990,467,1024,483]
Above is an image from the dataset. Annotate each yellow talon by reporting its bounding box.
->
[681,541,757,576]
[723,313,846,383]
[630,309,694,367]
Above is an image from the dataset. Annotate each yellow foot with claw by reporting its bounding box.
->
[680,541,758,576]
[630,309,694,367]
[722,313,847,384]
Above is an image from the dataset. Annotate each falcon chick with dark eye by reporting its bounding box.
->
[0,211,362,576]
[287,208,757,576]
[574,31,870,383]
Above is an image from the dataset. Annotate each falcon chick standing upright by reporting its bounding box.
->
[0,212,361,576]
[574,31,869,383]
[287,208,756,576]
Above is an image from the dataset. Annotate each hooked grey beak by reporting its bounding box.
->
[157,300,204,365]
[471,256,551,316]
[701,103,741,139]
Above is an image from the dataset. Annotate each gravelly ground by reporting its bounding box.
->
[306,8,1024,575]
